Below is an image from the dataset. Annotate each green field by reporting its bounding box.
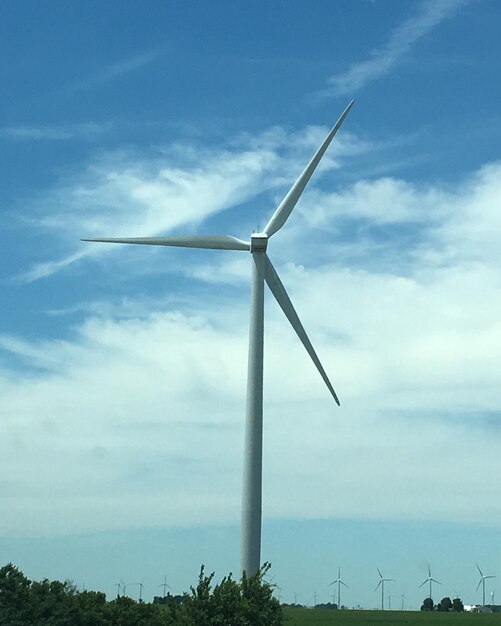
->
[284,609,501,626]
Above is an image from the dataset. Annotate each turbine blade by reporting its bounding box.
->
[419,580,427,588]
[476,580,483,591]
[374,581,382,592]
[341,581,349,588]
[476,564,483,576]
[81,235,251,251]
[264,256,340,405]
[263,100,354,238]
[431,579,442,585]
[377,568,383,578]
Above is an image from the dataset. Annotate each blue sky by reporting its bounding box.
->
[1,0,501,610]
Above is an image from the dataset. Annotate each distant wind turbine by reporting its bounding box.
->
[328,567,348,608]
[136,580,145,602]
[476,564,495,606]
[159,575,171,598]
[375,568,395,611]
[419,564,441,599]
[83,101,354,576]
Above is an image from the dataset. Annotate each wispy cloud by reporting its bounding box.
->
[0,122,112,142]
[17,251,90,283]
[318,0,472,98]
[16,127,369,282]
[61,48,164,94]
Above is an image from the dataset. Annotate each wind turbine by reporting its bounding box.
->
[375,568,395,611]
[328,567,348,608]
[419,564,441,599]
[159,575,171,598]
[136,580,145,602]
[82,101,354,576]
[476,563,495,606]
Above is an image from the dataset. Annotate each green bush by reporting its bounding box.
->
[182,562,282,626]
[0,562,283,626]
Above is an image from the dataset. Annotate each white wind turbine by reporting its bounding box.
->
[159,575,172,598]
[375,568,395,611]
[328,567,348,608]
[476,563,495,606]
[82,100,354,576]
[419,564,441,599]
[135,580,145,602]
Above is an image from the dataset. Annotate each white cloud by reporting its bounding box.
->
[3,153,501,535]
[293,177,449,227]
[319,0,472,97]
[17,125,369,282]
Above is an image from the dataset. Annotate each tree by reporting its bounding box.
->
[106,594,172,626]
[0,563,33,626]
[420,597,434,611]
[437,597,452,612]
[452,597,464,612]
[0,562,283,626]
[182,562,283,626]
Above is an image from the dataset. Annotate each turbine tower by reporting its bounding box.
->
[83,100,354,576]
[375,568,395,611]
[328,567,348,608]
[419,564,441,599]
[476,564,495,606]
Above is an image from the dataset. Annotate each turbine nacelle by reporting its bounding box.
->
[250,233,268,252]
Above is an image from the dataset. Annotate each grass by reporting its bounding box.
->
[283,608,501,625]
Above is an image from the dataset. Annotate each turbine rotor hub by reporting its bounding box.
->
[250,233,268,252]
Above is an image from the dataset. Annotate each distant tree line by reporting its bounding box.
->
[421,596,464,612]
[313,602,338,610]
[281,601,338,610]
[0,562,283,626]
